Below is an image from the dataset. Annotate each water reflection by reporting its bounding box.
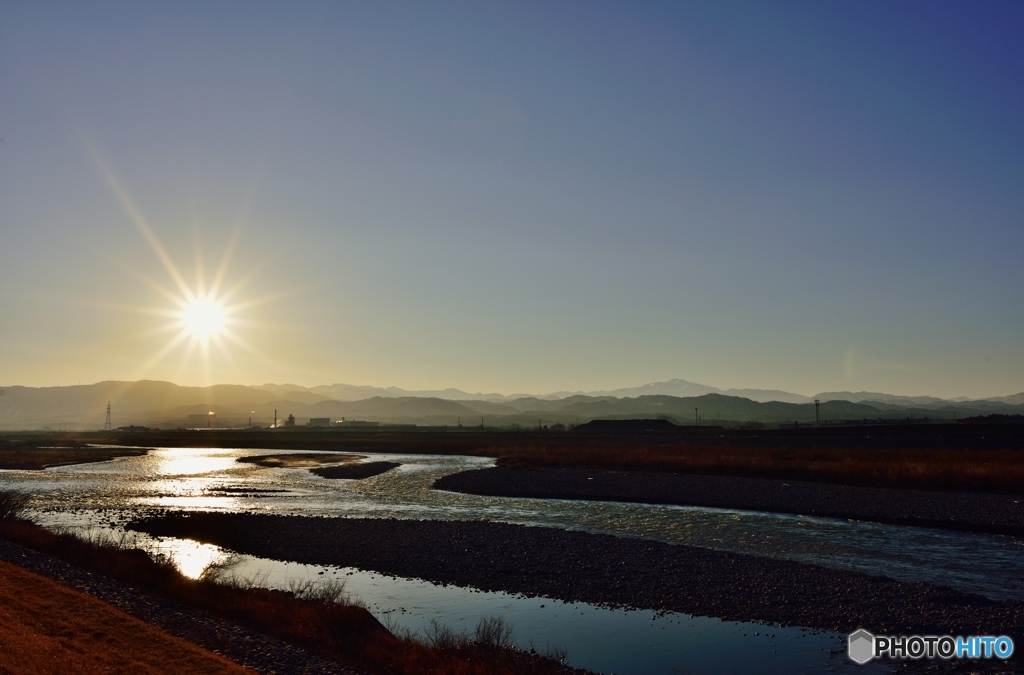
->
[14,446,1024,604]
[124,529,889,675]
[218,553,888,675]
[152,448,240,477]
[148,537,230,579]
[145,495,241,510]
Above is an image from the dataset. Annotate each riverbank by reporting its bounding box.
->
[0,505,585,675]
[489,441,1024,494]
[130,512,1024,641]
[0,445,148,470]
[13,425,1024,493]
[434,467,1024,536]
[0,557,250,675]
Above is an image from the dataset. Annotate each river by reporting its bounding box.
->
[5,446,1022,673]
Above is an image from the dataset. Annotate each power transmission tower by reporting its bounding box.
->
[815,399,820,426]
[104,402,112,431]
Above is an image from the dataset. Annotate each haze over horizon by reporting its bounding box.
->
[3,2,1022,400]
[4,375,1022,408]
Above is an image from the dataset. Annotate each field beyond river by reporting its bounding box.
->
[435,467,1024,536]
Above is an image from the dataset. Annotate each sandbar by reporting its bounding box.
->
[237,453,365,468]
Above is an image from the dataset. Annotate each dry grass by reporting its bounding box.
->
[0,513,574,675]
[0,559,250,675]
[0,446,148,470]
[495,443,1024,493]
[0,490,30,521]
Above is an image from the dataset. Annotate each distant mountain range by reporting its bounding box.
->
[0,378,1021,430]
[272,378,1024,407]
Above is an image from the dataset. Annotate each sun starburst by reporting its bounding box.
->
[182,298,226,341]
[80,133,289,383]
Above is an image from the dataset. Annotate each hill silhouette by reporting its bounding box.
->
[1,380,1022,430]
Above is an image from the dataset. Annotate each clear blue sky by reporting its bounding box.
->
[2,1,1022,398]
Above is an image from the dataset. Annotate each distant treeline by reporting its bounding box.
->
[959,414,1024,424]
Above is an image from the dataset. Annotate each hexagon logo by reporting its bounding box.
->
[848,629,875,664]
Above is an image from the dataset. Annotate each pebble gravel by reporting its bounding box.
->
[132,512,1024,640]
[0,539,364,675]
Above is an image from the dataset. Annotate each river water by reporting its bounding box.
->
[4,446,1022,673]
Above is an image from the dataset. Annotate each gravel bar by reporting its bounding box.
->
[131,512,1024,641]
[434,466,1024,536]
[310,462,401,480]
[0,539,363,675]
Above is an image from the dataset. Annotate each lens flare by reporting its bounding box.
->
[182,299,226,340]
[80,134,292,384]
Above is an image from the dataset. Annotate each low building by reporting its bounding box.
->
[307,417,331,427]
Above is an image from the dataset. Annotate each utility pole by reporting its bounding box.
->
[815,399,820,426]
[694,408,699,427]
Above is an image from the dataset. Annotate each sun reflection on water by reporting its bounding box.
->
[149,537,229,580]
[154,448,238,476]
[143,495,241,510]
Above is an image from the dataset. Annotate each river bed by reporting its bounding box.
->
[4,446,1022,672]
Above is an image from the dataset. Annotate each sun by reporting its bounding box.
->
[128,258,277,383]
[81,135,290,383]
[181,298,226,340]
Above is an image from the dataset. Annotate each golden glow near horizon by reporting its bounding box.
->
[127,248,271,384]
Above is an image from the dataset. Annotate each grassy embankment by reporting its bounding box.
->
[0,558,249,675]
[0,493,574,675]
[493,443,1024,493]
[0,444,148,470]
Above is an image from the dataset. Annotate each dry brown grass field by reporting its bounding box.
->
[493,443,1024,493]
[0,446,147,470]
[0,559,250,675]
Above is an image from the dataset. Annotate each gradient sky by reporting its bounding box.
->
[2,1,1022,398]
